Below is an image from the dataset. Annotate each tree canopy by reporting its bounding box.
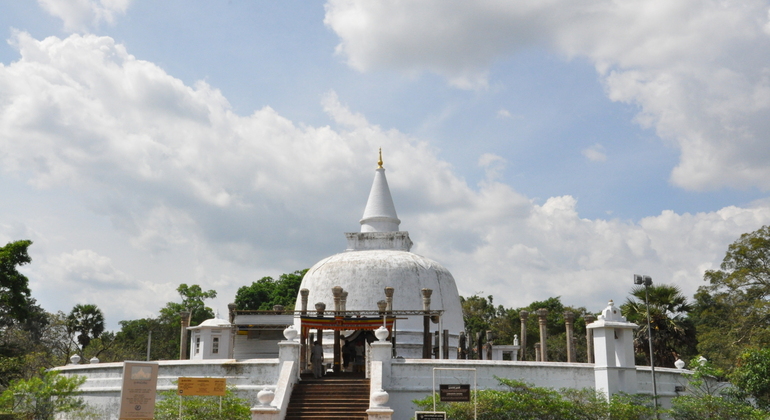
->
[66,304,105,352]
[234,269,307,311]
[621,284,697,367]
[693,225,770,370]
[160,283,217,326]
[0,240,33,326]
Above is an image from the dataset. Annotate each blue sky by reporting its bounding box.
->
[2,0,770,330]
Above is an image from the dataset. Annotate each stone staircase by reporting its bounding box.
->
[286,373,370,420]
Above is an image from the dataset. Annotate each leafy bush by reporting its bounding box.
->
[154,387,251,420]
[731,348,770,410]
[669,395,766,420]
[0,370,85,420]
[413,377,656,420]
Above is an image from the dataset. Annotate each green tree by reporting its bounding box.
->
[413,377,657,420]
[669,395,765,420]
[731,347,770,410]
[520,297,589,362]
[66,304,105,352]
[0,240,33,326]
[694,226,770,371]
[621,284,697,368]
[154,387,250,420]
[160,284,217,326]
[234,269,307,311]
[0,370,86,420]
[111,317,178,361]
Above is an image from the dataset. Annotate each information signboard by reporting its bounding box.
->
[440,384,471,402]
[177,377,227,396]
[415,412,447,420]
[119,361,159,420]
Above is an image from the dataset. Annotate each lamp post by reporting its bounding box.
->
[634,274,658,417]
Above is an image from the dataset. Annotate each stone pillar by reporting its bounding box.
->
[458,331,467,359]
[519,310,529,361]
[341,291,348,315]
[536,308,548,362]
[227,303,237,359]
[476,332,483,360]
[332,286,343,373]
[315,302,326,347]
[485,330,494,360]
[564,311,576,362]
[534,343,541,362]
[421,288,432,359]
[384,287,394,312]
[384,287,395,357]
[179,310,190,360]
[227,302,237,323]
[587,301,638,398]
[442,329,449,359]
[300,289,309,371]
[584,313,595,363]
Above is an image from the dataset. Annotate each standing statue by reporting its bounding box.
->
[311,341,324,378]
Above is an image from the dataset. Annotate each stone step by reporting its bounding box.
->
[286,377,370,420]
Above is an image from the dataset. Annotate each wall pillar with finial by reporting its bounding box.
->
[587,300,638,398]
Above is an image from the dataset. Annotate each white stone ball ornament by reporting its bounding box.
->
[375,326,389,341]
[257,389,275,406]
[371,389,389,407]
[283,325,298,341]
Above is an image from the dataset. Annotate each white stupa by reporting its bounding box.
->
[296,151,464,357]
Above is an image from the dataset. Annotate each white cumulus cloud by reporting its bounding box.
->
[2,32,770,325]
[324,0,770,192]
[37,0,131,33]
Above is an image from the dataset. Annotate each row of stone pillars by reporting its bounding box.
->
[518,309,596,362]
[298,285,399,372]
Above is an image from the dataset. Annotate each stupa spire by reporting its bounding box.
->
[360,149,401,232]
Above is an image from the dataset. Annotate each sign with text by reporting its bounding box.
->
[119,361,158,420]
[415,412,447,420]
[440,384,471,402]
[177,377,227,396]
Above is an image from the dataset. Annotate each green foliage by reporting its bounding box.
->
[668,395,766,420]
[111,317,179,362]
[1,308,74,387]
[459,295,591,362]
[234,269,307,311]
[682,357,728,397]
[412,378,657,420]
[160,284,218,326]
[620,284,697,367]
[154,387,251,420]
[694,225,770,371]
[731,347,770,410]
[0,240,33,326]
[0,370,86,420]
[66,304,105,352]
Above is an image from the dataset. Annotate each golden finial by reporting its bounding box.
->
[377,148,384,169]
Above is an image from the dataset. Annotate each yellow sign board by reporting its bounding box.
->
[177,377,227,396]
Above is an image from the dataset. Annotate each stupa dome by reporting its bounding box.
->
[296,151,464,357]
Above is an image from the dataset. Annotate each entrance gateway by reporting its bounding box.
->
[298,308,445,373]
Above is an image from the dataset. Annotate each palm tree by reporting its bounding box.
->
[66,304,105,352]
[621,284,697,367]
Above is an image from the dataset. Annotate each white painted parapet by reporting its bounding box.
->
[587,300,638,397]
[367,326,394,420]
[251,327,301,420]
